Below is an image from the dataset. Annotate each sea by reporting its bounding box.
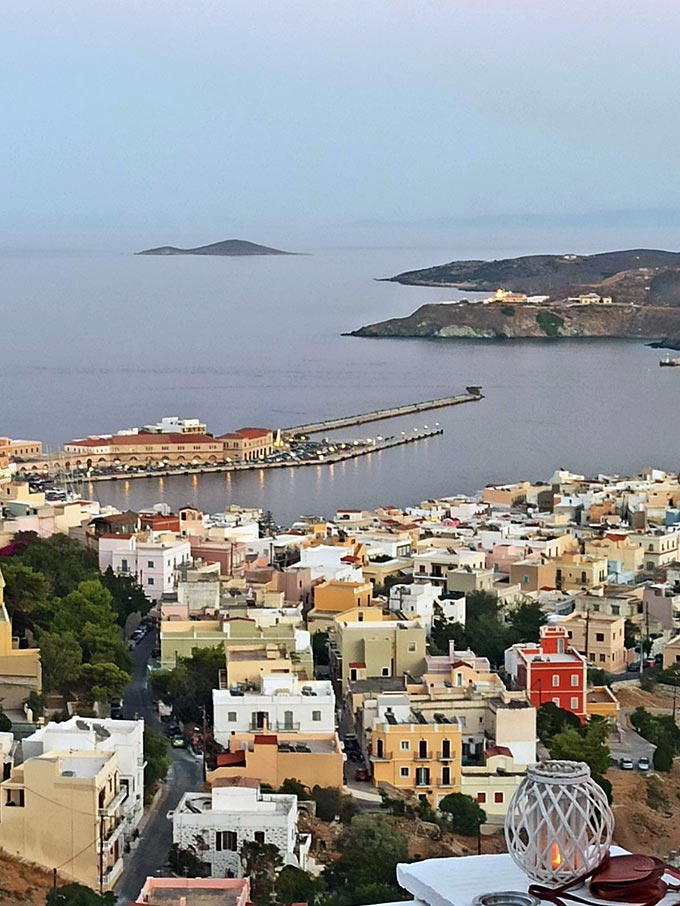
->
[3,240,679,527]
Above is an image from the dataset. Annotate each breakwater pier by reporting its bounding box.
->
[283,387,483,436]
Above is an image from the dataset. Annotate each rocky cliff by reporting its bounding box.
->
[350,302,680,343]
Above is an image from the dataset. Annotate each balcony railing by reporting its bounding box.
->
[99,787,127,817]
[413,751,431,761]
[275,721,301,732]
[369,751,393,761]
[437,750,454,761]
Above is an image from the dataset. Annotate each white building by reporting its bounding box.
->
[298,545,363,582]
[171,778,310,878]
[388,582,465,633]
[413,548,486,587]
[213,674,335,746]
[142,416,207,435]
[98,532,192,601]
[21,717,145,838]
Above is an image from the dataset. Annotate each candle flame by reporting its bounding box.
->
[551,843,562,871]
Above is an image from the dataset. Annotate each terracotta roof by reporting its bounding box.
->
[485,745,513,758]
[349,662,366,668]
[99,532,133,539]
[66,433,219,447]
[252,735,278,746]
[237,427,272,438]
[216,752,247,766]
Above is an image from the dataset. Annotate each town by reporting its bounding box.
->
[1,442,680,906]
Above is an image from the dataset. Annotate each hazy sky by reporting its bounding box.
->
[4,1,680,246]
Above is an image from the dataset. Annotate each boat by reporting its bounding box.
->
[659,355,680,367]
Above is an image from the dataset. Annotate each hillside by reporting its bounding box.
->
[0,850,54,906]
[386,248,680,306]
[136,239,296,256]
[350,300,680,343]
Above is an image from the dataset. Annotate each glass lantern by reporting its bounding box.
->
[504,760,614,886]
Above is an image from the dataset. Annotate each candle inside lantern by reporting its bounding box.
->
[550,844,561,871]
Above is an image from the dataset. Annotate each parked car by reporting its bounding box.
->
[619,757,634,770]
[628,661,641,672]
[354,767,370,781]
[637,756,651,771]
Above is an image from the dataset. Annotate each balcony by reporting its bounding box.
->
[413,751,431,761]
[98,786,127,817]
[369,751,393,762]
[274,721,301,732]
[98,817,125,851]
[437,750,454,761]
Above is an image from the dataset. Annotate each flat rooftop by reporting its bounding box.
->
[146,891,242,906]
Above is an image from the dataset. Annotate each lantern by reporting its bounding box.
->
[504,760,613,886]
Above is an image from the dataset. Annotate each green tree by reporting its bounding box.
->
[276,866,325,906]
[39,631,83,696]
[15,532,98,597]
[324,814,408,894]
[100,567,150,625]
[279,777,309,798]
[547,719,610,776]
[507,601,546,645]
[653,737,675,772]
[144,727,170,797]
[588,668,608,686]
[168,844,208,877]
[46,884,115,906]
[0,559,49,631]
[79,662,130,704]
[536,702,582,740]
[241,840,283,906]
[312,631,330,667]
[0,710,12,732]
[438,792,486,836]
[159,646,226,722]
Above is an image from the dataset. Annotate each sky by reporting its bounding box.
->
[3,0,680,248]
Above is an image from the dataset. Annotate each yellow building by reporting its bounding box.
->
[207,731,344,790]
[561,611,628,673]
[553,552,608,591]
[371,716,462,806]
[0,750,124,890]
[0,569,41,710]
[586,686,620,723]
[332,617,427,687]
[584,535,644,576]
[663,633,680,669]
[312,579,373,613]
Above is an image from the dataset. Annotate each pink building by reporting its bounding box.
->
[132,877,251,906]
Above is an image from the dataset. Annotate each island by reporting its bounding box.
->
[136,239,297,256]
[350,248,680,348]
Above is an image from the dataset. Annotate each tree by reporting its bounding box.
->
[507,601,546,645]
[536,702,581,740]
[168,844,208,877]
[279,777,309,798]
[15,532,98,597]
[39,631,82,696]
[101,568,150,625]
[79,662,130,704]
[653,737,675,772]
[325,814,408,894]
[144,727,170,797]
[547,719,610,777]
[311,785,357,824]
[276,866,325,906]
[312,631,329,667]
[0,710,11,732]
[0,559,49,631]
[438,792,486,836]
[159,645,225,722]
[240,840,283,906]
[588,668,608,686]
[46,884,115,906]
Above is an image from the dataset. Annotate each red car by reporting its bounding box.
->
[354,767,370,781]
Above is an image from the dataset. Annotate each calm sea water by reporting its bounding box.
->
[2,244,679,526]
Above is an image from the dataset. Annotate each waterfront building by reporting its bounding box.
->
[0,437,43,462]
[141,416,207,435]
[171,778,310,878]
[217,428,274,462]
[0,750,125,891]
[64,432,225,468]
[21,716,144,839]
[505,624,587,719]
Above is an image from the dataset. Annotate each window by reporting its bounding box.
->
[400,767,409,778]
[400,740,410,751]
[408,643,416,652]
[523,575,529,584]
[477,792,487,804]
[381,667,390,677]
[611,605,620,615]
[216,831,238,851]
[147,577,154,586]
[571,697,579,710]
[312,710,321,721]
[494,792,504,804]
[552,698,560,706]
[595,632,605,642]
[254,831,265,844]
[121,559,128,572]
[147,560,154,569]
[570,675,579,687]
[552,675,560,687]
[599,654,606,663]
[441,766,451,786]
[228,712,237,722]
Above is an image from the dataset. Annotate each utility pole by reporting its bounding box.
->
[99,813,104,896]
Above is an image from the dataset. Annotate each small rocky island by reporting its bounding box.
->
[351,248,680,348]
[136,239,297,256]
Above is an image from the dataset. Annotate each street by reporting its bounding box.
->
[116,631,202,903]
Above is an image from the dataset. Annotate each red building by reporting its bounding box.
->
[506,624,587,720]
